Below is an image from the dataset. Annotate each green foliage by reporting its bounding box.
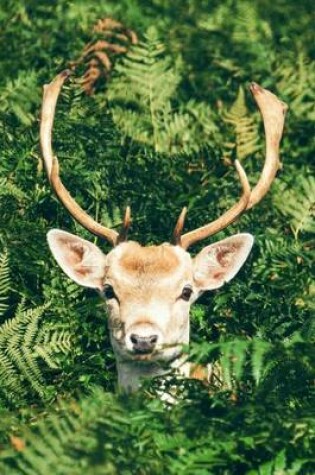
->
[222,86,260,162]
[0,280,72,405]
[0,302,50,403]
[0,0,314,473]
[0,70,40,126]
[275,52,315,121]
[0,251,72,405]
[274,175,315,239]
[108,27,218,153]
[189,333,314,402]
[0,250,10,316]
[0,178,27,201]
[1,360,314,474]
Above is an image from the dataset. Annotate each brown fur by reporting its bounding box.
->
[120,243,180,275]
[189,364,209,382]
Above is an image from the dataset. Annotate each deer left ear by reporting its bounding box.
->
[193,233,254,291]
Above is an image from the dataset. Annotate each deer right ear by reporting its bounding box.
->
[47,229,107,290]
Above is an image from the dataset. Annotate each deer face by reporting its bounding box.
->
[47,231,253,364]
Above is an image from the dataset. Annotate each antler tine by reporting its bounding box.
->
[117,206,132,244]
[180,161,251,249]
[40,70,119,246]
[179,83,288,250]
[246,82,288,209]
[172,207,187,246]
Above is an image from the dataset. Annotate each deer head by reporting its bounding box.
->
[41,71,287,391]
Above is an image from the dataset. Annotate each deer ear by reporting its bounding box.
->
[193,234,254,291]
[47,229,107,290]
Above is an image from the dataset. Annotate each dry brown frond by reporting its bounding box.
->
[71,17,138,94]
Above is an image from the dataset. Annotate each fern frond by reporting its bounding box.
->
[35,330,72,369]
[0,305,47,400]
[0,178,27,201]
[251,339,271,384]
[0,250,10,317]
[273,175,315,238]
[72,17,138,95]
[219,339,270,388]
[110,107,153,145]
[12,389,127,475]
[108,27,217,154]
[108,27,181,151]
[0,303,71,404]
[218,340,247,389]
[185,100,219,137]
[0,70,39,125]
[232,2,272,45]
[189,338,271,390]
[223,86,259,161]
[275,52,315,120]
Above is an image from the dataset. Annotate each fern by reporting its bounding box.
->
[35,329,72,369]
[248,449,305,475]
[7,377,312,475]
[257,334,314,403]
[253,237,304,282]
[72,17,138,95]
[0,178,27,201]
[108,27,218,153]
[273,175,315,238]
[251,339,271,385]
[188,338,271,390]
[275,52,315,120]
[198,1,274,79]
[0,304,49,402]
[222,86,260,162]
[108,26,180,151]
[219,339,249,389]
[0,302,72,404]
[188,333,314,407]
[219,339,271,388]
[9,389,135,475]
[232,1,273,46]
[0,70,40,126]
[198,1,272,45]
[0,250,10,317]
[0,5,313,474]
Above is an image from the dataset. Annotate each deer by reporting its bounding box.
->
[40,70,287,392]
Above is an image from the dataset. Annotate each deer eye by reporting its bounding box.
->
[103,285,117,301]
[180,285,193,301]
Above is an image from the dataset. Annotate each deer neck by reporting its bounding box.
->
[115,324,190,392]
[116,356,191,393]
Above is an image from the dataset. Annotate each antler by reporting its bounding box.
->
[178,83,288,250]
[41,73,287,249]
[40,70,129,246]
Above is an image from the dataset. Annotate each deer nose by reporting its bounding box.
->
[130,334,158,354]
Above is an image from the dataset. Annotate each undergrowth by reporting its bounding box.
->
[0,0,314,473]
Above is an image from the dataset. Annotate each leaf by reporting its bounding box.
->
[222,86,260,161]
[274,175,315,238]
[0,70,40,125]
[251,340,271,385]
[0,250,10,317]
[107,27,218,153]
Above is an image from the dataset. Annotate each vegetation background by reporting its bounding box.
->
[0,0,314,473]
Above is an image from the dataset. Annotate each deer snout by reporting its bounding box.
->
[130,334,158,354]
[125,324,162,355]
